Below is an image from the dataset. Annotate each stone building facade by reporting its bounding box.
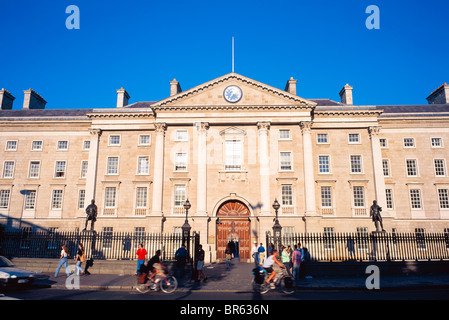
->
[1,74,449,261]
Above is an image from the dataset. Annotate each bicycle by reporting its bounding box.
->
[252,266,295,295]
[135,270,178,294]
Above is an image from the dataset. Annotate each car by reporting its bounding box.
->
[0,256,35,288]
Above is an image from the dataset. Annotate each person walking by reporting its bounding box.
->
[135,243,147,275]
[225,244,232,270]
[292,244,302,281]
[258,243,266,264]
[281,246,292,277]
[251,242,260,266]
[175,244,189,278]
[196,244,208,282]
[74,243,85,275]
[54,244,70,277]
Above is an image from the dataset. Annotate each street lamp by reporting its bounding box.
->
[182,199,192,241]
[272,199,282,252]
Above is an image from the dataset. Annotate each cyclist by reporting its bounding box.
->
[262,249,285,288]
[145,250,166,285]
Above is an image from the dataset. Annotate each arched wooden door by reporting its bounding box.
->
[216,201,251,260]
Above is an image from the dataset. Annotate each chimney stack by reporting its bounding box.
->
[170,79,182,96]
[23,89,46,109]
[0,89,15,110]
[426,83,449,104]
[284,77,297,95]
[339,84,353,105]
[116,87,130,108]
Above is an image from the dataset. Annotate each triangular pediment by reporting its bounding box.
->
[150,73,316,110]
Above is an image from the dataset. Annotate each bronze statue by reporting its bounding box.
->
[370,200,385,232]
[83,199,97,231]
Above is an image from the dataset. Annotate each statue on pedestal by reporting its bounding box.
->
[83,199,98,231]
[370,200,385,232]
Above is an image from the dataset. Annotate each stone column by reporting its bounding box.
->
[196,122,209,216]
[258,122,271,216]
[368,126,387,210]
[151,123,166,216]
[85,129,102,207]
[300,121,317,216]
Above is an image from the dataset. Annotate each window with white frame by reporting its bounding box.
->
[51,190,63,210]
[135,187,148,208]
[385,189,394,209]
[323,227,335,250]
[438,189,449,209]
[29,161,41,178]
[24,191,37,210]
[357,227,369,250]
[279,129,291,140]
[2,161,14,178]
[139,135,151,146]
[225,140,242,171]
[321,186,332,208]
[32,141,43,151]
[348,133,360,144]
[403,138,415,148]
[353,186,365,208]
[6,141,17,151]
[174,185,186,207]
[379,138,387,148]
[281,184,293,206]
[54,161,67,178]
[83,140,90,150]
[317,133,329,144]
[318,155,330,174]
[78,190,86,210]
[80,161,88,178]
[137,156,149,175]
[109,135,121,146]
[57,141,68,151]
[415,228,427,250]
[431,137,442,148]
[409,189,422,209]
[104,187,117,208]
[175,130,188,141]
[0,190,11,209]
[434,159,446,176]
[174,153,187,171]
[279,152,292,171]
[350,155,362,173]
[107,157,119,175]
[406,159,418,177]
[382,159,390,177]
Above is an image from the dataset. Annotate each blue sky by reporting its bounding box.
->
[0,0,448,109]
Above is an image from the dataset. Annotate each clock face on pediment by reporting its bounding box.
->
[223,85,243,103]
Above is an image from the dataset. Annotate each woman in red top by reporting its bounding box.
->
[136,243,147,275]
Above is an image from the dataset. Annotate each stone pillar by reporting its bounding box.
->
[368,126,387,210]
[196,122,209,216]
[151,123,167,216]
[258,122,271,216]
[300,121,317,216]
[85,129,102,207]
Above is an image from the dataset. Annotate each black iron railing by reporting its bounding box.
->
[0,230,199,261]
[267,232,449,262]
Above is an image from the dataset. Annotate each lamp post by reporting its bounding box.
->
[182,199,192,246]
[272,199,282,253]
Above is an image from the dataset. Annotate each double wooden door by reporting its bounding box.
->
[216,201,251,260]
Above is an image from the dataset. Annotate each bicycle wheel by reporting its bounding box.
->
[160,276,178,294]
[280,276,295,294]
[135,282,151,294]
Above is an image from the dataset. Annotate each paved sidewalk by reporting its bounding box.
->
[31,260,449,292]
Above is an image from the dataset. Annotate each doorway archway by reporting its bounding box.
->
[216,200,251,260]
